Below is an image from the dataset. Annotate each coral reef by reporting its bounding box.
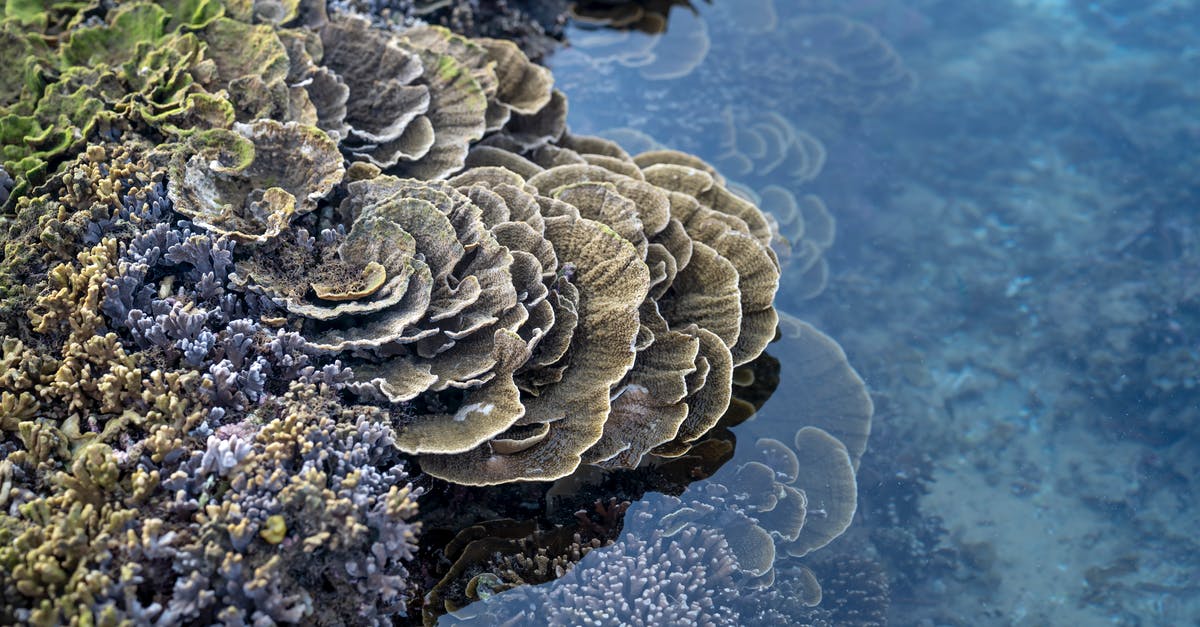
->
[445,494,747,626]
[423,497,629,621]
[438,439,857,625]
[0,0,869,622]
[0,2,558,199]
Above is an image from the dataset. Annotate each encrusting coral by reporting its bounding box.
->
[0,0,867,622]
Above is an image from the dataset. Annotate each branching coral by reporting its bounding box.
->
[0,384,424,625]
[439,493,746,627]
[439,441,851,626]
[162,385,424,624]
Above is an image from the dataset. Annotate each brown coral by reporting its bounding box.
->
[310,17,557,177]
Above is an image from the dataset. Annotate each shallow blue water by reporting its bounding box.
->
[444,1,1200,624]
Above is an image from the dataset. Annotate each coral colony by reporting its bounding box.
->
[0,1,871,624]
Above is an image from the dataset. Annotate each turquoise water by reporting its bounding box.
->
[448,1,1200,624]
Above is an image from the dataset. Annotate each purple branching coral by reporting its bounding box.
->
[155,386,424,625]
[0,384,423,626]
[0,166,14,208]
[439,420,866,624]
[0,145,409,625]
[93,186,355,420]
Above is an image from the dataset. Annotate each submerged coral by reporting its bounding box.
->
[436,316,872,622]
[423,497,630,621]
[566,0,711,80]
[440,493,746,626]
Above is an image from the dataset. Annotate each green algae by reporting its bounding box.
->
[0,20,48,110]
[59,2,169,68]
[3,0,49,26]
[199,17,289,87]
[0,2,254,203]
[159,0,225,31]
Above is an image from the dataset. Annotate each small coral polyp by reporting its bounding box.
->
[0,0,795,623]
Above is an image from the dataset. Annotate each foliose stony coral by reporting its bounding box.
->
[235,135,782,486]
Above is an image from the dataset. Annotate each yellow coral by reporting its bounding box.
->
[29,238,119,338]
[260,514,288,544]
